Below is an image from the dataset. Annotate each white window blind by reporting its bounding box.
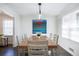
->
[3,19,13,35]
[62,12,79,42]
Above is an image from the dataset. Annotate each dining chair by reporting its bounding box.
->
[16,36,27,56]
[22,34,28,55]
[28,40,48,56]
[0,34,3,46]
[1,36,8,46]
[52,34,59,56]
[48,33,59,56]
[0,35,8,46]
[16,36,22,56]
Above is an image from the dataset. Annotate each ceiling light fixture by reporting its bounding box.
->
[38,3,42,19]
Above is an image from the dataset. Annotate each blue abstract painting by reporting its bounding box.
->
[32,20,47,34]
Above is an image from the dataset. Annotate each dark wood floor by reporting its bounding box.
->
[54,46,72,56]
[0,46,17,56]
[0,46,72,56]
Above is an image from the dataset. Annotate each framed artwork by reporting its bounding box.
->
[32,20,47,34]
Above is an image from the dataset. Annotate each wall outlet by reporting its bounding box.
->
[69,48,74,53]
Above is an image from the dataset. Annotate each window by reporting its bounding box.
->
[62,12,79,42]
[62,14,72,39]
[3,19,13,35]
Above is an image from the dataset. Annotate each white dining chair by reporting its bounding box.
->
[48,33,59,56]
[16,36,28,56]
[28,40,48,56]
[52,34,59,56]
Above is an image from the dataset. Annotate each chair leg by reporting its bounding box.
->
[48,50,52,56]
[17,47,23,56]
[50,48,58,56]
[53,48,58,56]
[49,48,54,56]
[51,49,55,56]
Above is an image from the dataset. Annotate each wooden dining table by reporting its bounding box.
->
[16,36,58,55]
[18,37,57,49]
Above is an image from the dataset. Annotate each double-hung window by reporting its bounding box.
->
[3,17,13,36]
[62,12,79,42]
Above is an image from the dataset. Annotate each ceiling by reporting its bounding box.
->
[4,3,69,16]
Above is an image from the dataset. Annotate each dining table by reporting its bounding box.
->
[17,36,58,49]
[16,36,58,56]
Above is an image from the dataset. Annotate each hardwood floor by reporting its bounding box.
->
[0,46,17,56]
[0,46,72,56]
[53,46,72,56]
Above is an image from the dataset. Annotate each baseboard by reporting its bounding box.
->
[0,44,13,47]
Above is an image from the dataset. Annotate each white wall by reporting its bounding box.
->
[57,4,79,56]
[20,15,57,38]
[0,4,21,47]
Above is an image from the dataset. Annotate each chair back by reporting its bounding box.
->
[40,36,47,40]
[22,34,28,41]
[16,36,25,56]
[28,40,48,56]
[53,34,59,45]
[16,36,19,46]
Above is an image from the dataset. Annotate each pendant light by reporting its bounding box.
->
[38,3,42,19]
